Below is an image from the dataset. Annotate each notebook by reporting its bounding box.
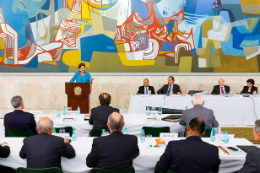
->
[236,145,258,153]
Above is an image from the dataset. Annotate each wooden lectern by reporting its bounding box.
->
[65,82,91,113]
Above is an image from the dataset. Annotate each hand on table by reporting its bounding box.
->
[1,142,8,146]
[64,138,70,143]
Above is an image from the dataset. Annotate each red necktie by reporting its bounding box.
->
[221,87,224,94]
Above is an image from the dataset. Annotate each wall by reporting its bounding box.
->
[0,75,259,112]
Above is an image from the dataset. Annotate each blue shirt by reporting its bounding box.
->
[70,71,91,83]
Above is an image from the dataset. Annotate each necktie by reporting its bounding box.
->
[167,85,172,94]
[221,87,224,94]
[146,87,148,94]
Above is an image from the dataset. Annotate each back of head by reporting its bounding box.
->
[192,93,204,106]
[188,118,205,136]
[99,93,111,105]
[254,119,260,142]
[37,117,53,134]
[108,112,124,132]
[11,95,23,108]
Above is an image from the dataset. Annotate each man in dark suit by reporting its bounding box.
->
[157,76,181,95]
[89,93,119,134]
[137,78,155,94]
[86,112,139,169]
[19,117,76,171]
[0,142,15,173]
[211,78,230,95]
[238,119,260,173]
[179,93,219,129]
[4,96,37,135]
[155,118,221,173]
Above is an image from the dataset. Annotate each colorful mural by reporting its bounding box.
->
[0,0,260,73]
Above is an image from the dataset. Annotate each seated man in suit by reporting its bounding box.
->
[0,142,16,173]
[155,118,221,173]
[211,78,230,95]
[179,93,219,129]
[4,96,37,135]
[86,112,139,169]
[19,117,76,171]
[157,76,181,95]
[137,78,155,94]
[89,93,119,134]
[239,119,260,173]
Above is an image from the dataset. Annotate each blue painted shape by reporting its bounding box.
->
[192,49,197,55]
[232,27,246,50]
[23,56,38,68]
[80,34,117,62]
[131,0,150,19]
[220,11,231,23]
[167,20,174,35]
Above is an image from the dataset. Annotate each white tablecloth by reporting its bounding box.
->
[129,95,259,126]
[0,137,252,173]
[0,114,185,137]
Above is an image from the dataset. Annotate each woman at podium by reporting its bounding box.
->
[70,62,94,83]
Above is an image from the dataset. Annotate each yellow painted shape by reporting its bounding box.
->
[213,41,222,49]
[118,52,155,66]
[66,0,74,10]
[82,0,91,20]
[41,61,57,66]
[40,29,48,40]
[91,12,104,35]
[179,56,192,72]
[115,43,125,52]
[240,0,260,5]
[63,50,90,67]
[104,30,116,39]
[68,12,81,20]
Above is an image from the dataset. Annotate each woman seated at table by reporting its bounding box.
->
[70,62,94,83]
[241,78,258,94]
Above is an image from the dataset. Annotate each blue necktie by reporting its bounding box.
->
[146,87,148,94]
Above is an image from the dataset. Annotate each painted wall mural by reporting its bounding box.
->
[0,0,260,73]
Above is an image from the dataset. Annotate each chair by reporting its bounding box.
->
[142,127,170,137]
[54,127,73,137]
[16,167,61,173]
[91,129,110,137]
[167,170,212,173]
[90,166,135,173]
[184,128,212,137]
[5,129,33,137]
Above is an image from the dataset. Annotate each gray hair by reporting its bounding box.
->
[11,96,23,108]
[192,93,205,105]
[108,113,124,131]
[255,120,260,133]
[37,117,53,133]
[144,78,149,82]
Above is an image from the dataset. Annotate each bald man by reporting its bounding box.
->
[211,78,230,95]
[89,93,119,135]
[87,112,139,169]
[137,78,155,94]
[19,117,76,171]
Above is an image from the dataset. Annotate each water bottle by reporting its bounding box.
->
[223,130,229,144]
[210,128,216,142]
[63,106,67,115]
[77,106,80,116]
[158,106,162,115]
[57,108,61,118]
[185,106,188,110]
[146,106,150,116]
[119,106,122,114]
[72,127,77,141]
[124,128,128,134]
[141,129,145,143]
[101,129,106,137]
[170,90,174,96]
[52,128,56,135]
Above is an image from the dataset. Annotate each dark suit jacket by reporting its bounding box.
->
[241,86,258,94]
[155,136,221,173]
[89,105,119,132]
[157,84,182,94]
[19,133,76,171]
[238,148,260,173]
[211,85,230,95]
[179,105,219,129]
[137,86,155,94]
[86,132,139,169]
[0,145,15,173]
[4,110,37,135]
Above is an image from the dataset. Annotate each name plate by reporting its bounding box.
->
[67,111,77,115]
[233,94,243,98]
[160,133,178,138]
[216,134,235,140]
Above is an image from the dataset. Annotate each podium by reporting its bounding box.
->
[65,82,91,113]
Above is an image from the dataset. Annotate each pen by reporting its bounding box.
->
[218,146,229,155]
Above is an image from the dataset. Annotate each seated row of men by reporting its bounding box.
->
[1,111,259,173]
[138,76,258,95]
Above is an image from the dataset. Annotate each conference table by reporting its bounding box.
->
[0,137,252,173]
[128,94,260,126]
[0,114,185,137]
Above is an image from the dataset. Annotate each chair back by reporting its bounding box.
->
[91,129,110,137]
[90,166,135,173]
[16,167,61,173]
[54,127,73,137]
[5,129,33,137]
[142,127,170,137]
